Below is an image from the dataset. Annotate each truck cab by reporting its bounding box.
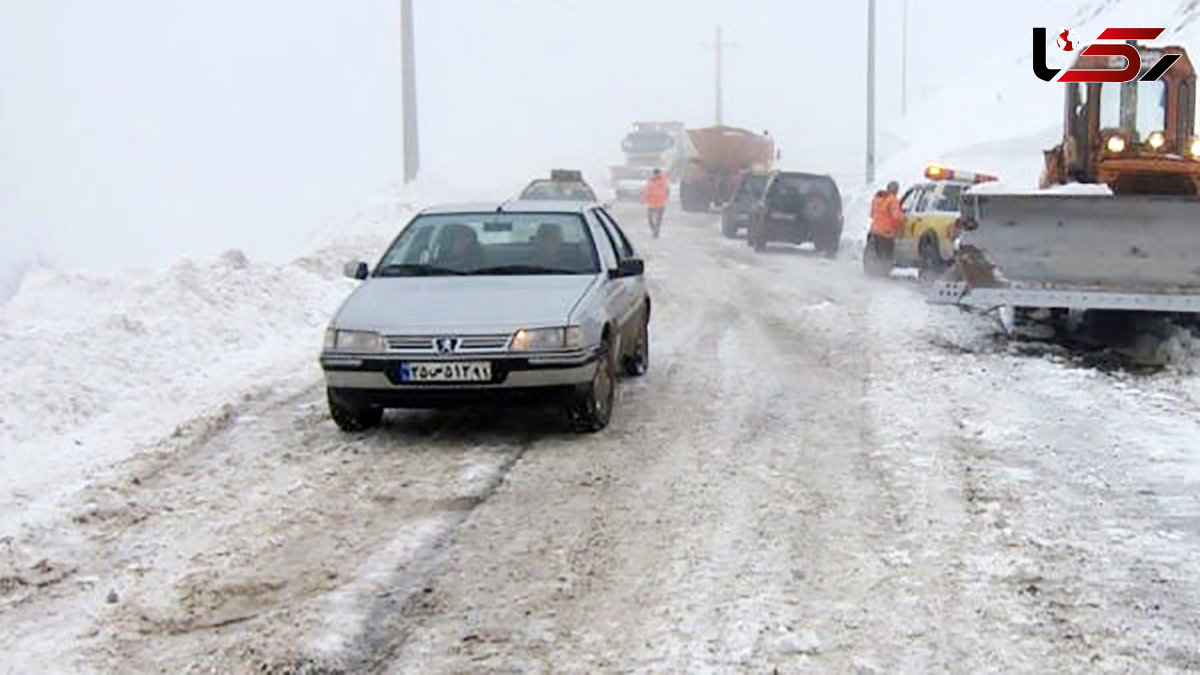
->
[1044,45,1200,194]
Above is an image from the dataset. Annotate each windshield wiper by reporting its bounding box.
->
[470,264,582,275]
[375,263,466,277]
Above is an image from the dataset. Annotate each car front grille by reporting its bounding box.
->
[383,333,512,355]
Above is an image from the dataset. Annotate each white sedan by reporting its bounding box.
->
[321,200,650,433]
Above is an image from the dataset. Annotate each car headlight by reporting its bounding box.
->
[326,329,384,352]
[1148,131,1166,150]
[510,326,584,352]
[1106,134,1126,153]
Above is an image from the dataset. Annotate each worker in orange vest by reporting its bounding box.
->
[642,168,670,238]
[864,180,903,276]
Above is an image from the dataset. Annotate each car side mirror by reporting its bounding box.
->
[611,258,644,278]
[343,261,369,280]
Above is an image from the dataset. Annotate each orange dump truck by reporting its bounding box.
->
[679,126,776,212]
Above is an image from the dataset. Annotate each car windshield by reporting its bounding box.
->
[520,180,597,201]
[741,174,769,198]
[376,213,599,276]
[622,132,673,153]
[1098,81,1167,141]
[767,174,839,206]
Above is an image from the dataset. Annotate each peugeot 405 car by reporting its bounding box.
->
[321,200,650,433]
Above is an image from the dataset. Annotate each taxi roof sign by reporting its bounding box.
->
[550,169,584,182]
[925,165,998,184]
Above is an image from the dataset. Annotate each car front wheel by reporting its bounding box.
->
[327,388,383,432]
[918,235,947,283]
[569,338,615,432]
[623,314,649,376]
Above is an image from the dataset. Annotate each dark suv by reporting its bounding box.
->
[743,171,843,256]
[720,171,771,238]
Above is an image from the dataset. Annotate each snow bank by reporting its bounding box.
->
[968,181,1113,196]
[0,254,347,534]
[0,180,465,536]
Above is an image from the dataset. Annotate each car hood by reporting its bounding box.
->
[334,274,599,333]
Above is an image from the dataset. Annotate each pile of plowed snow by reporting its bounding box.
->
[0,189,427,535]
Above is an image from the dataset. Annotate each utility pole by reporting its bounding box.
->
[901,0,908,116]
[715,25,724,125]
[866,0,876,183]
[401,0,420,183]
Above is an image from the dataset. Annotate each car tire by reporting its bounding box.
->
[918,235,947,283]
[327,389,382,432]
[815,227,841,258]
[721,213,738,238]
[568,338,615,433]
[623,312,650,377]
[752,220,767,252]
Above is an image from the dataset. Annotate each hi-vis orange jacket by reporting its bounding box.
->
[643,174,670,209]
[869,191,903,238]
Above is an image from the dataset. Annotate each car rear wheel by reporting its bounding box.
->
[569,338,615,433]
[721,213,738,238]
[327,389,383,432]
[814,226,841,258]
[751,219,767,252]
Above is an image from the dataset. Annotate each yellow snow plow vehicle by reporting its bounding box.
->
[931,44,1200,317]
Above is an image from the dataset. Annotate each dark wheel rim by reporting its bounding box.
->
[630,322,649,374]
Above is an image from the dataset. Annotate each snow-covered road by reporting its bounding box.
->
[4,204,1200,673]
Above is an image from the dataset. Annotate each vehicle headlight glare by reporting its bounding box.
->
[1148,131,1166,150]
[510,326,583,351]
[1106,135,1126,153]
[331,329,384,352]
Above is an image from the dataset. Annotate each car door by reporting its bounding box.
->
[894,185,926,265]
[594,208,646,357]
[581,210,627,348]
[928,183,964,261]
[730,176,757,221]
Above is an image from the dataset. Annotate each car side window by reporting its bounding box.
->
[597,208,636,259]
[900,186,923,213]
[587,210,622,268]
[935,184,964,212]
[917,187,939,212]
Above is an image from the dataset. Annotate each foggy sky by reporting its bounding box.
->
[1,0,1046,284]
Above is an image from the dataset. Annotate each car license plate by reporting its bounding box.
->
[399,361,492,383]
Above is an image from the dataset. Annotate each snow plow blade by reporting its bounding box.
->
[930,191,1200,312]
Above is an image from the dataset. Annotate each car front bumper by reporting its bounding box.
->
[320,349,599,409]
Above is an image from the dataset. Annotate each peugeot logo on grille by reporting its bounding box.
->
[433,336,461,355]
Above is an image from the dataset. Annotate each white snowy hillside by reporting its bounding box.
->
[846,0,1200,239]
